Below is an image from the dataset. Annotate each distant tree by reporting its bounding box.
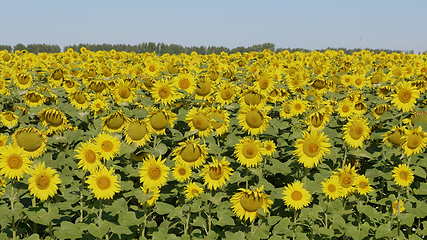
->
[0,45,12,51]
[14,43,27,52]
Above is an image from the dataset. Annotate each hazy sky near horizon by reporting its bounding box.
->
[2,0,426,51]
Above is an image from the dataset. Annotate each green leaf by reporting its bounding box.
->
[156,202,175,215]
[118,211,140,227]
[413,166,426,178]
[109,223,132,235]
[273,218,291,235]
[87,220,109,239]
[375,223,391,239]
[26,234,40,240]
[54,222,84,240]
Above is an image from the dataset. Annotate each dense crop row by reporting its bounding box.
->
[0,49,426,239]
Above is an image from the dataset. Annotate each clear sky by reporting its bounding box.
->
[1,0,426,52]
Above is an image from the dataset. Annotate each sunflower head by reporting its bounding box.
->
[234,137,265,168]
[0,145,32,179]
[392,164,414,187]
[13,127,47,158]
[173,138,207,168]
[230,187,273,222]
[200,157,233,190]
[28,162,61,201]
[86,166,121,200]
[139,155,170,190]
[184,182,204,200]
[103,111,127,132]
[124,119,151,146]
[402,126,427,156]
[294,130,331,168]
[282,181,312,210]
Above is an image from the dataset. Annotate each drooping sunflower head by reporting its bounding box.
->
[12,127,47,159]
[306,110,330,130]
[234,137,265,168]
[14,72,33,89]
[28,162,61,201]
[230,187,273,223]
[343,117,370,148]
[354,175,373,195]
[0,145,32,179]
[372,104,390,119]
[186,108,212,137]
[282,181,312,210]
[39,108,69,134]
[103,111,127,133]
[401,126,427,156]
[148,108,176,134]
[86,166,121,200]
[0,111,19,128]
[411,111,427,132]
[94,133,121,161]
[184,182,204,200]
[173,138,207,168]
[23,91,45,107]
[242,89,265,106]
[69,90,91,109]
[383,126,406,147]
[0,134,8,148]
[173,163,192,182]
[238,105,271,135]
[124,119,151,147]
[200,157,233,190]
[195,78,214,100]
[90,96,109,116]
[208,107,230,136]
[294,130,331,168]
[139,154,170,190]
[392,164,414,187]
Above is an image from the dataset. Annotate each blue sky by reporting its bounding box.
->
[1,0,426,51]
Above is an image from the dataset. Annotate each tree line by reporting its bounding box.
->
[0,42,418,54]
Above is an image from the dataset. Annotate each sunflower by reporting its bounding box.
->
[184,182,204,200]
[354,175,373,195]
[173,73,196,93]
[280,101,295,119]
[336,99,355,118]
[383,126,406,147]
[241,89,265,107]
[333,165,358,196]
[113,81,135,104]
[200,157,233,190]
[282,181,312,210]
[321,176,344,200]
[75,141,103,173]
[86,166,121,200]
[151,80,181,105]
[230,187,273,223]
[94,133,121,161]
[294,130,331,168]
[215,81,237,105]
[12,127,47,159]
[262,140,276,156]
[0,111,19,128]
[69,90,91,110]
[90,97,109,116]
[306,110,330,131]
[62,79,79,93]
[234,137,265,168]
[23,91,45,107]
[148,108,177,135]
[28,162,61,201]
[38,108,70,135]
[173,163,192,182]
[238,104,271,135]
[391,82,420,112]
[103,111,127,133]
[0,177,5,196]
[392,200,405,215]
[343,117,370,148]
[123,119,152,147]
[289,99,309,116]
[255,71,275,93]
[140,186,160,206]
[402,126,427,156]
[0,134,8,148]
[186,108,213,137]
[0,145,32,179]
[14,72,33,89]
[372,104,389,119]
[172,138,208,168]
[139,154,169,190]
[194,77,215,101]
[208,107,230,136]
[392,164,414,187]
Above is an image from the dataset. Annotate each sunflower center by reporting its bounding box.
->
[220,88,233,100]
[388,131,403,146]
[349,124,364,140]
[358,181,368,189]
[191,189,199,195]
[15,131,43,152]
[119,87,131,99]
[148,166,161,180]
[259,79,270,89]
[327,184,336,193]
[406,134,421,149]
[179,78,190,89]
[192,114,210,131]
[7,154,23,169]
[244,93,262,105]
[150,112,168,130]
[18,74,31,84]
[342,105,350,113]
[195,80,211,96]
[27,93,41,102]
[106,115,125,130]
[208,166,223,180]
[3,112,15,121]
[180,144,201,163]
[240,194,263,212]
[291,190,303,201]
[127,121,148,141]
[399,171,409,181]
[36,175,50,190]
[340,175,353,188]
[210,112,224,129]
[177,167,187,176]
[303,142,320,157]
[101,140,114,152]
[398,90,412,103]
[74,92,87,104]
[158,87,171,99]
[242,143,258,159]
[96,176,111,190]
[85,150,97,163]
[294,103,302,111]
[245,110,263,128]
[355,78,363,86]
[311,115,323,127]
[45,113,63,127]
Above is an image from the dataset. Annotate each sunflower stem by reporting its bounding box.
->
[79,191,84,222]
[10,183,17,240]
[184,207,191,236]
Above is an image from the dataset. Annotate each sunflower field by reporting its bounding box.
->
[0,48,426,240]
